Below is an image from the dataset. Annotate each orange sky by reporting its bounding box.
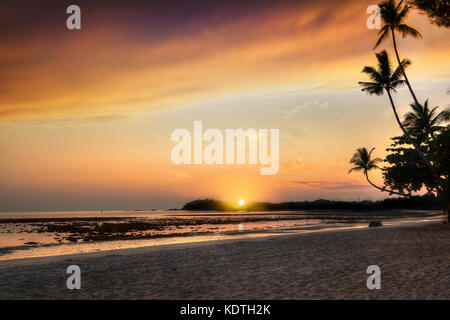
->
[0,0,449,210]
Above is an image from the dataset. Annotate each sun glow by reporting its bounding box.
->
[238,199,245,206]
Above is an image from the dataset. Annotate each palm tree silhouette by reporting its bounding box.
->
[374,0,422,106]
[403,100,449,142]
[358,50,442,188]
[348,147,410,196]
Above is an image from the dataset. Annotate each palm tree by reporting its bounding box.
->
[403,100,449,142]
[359,50,443,189]
[374,0,422,106]
[348,147,410,196]
[442,107,450,122]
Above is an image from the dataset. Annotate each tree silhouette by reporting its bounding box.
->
[349,147,411,196]
[408,0,450,27]
[359,50,443,188]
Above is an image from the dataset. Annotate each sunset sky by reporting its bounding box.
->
[1,0,449,211]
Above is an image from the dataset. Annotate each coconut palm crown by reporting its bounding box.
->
[358,50,409,95]
[348,147,382,175]
[403,100,449,140]
[374,0,422,49]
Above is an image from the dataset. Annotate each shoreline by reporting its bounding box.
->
[0,210,443,262]
[0,216,444,267]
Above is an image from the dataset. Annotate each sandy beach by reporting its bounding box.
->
[0,221,448,300]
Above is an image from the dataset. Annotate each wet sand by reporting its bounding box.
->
[0,221,448,299]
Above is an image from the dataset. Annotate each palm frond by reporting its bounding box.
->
[374,26,390,50]
[396,24,422,39]
[361,66,382,82]
[438,107,450,122]
[348,147,381,175]
[348,167,363,174]
[389,79,406,90]
[397,3,411,23]
[376,50,392,78]
[390,58,410,82]
[360,85,384,96]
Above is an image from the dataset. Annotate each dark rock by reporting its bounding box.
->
[66,236,78,243]
[368,221,383,228]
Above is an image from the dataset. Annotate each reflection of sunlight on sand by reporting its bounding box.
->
[0,231,284,261]
[0,216,443,262]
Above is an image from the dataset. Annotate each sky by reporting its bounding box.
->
[0,0,449,211]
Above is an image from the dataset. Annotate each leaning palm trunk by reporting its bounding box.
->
[391,30,421,107]
[393,42,442,152]
[364,172,411,197]
[426,123,438,144]
[385,90,443,190]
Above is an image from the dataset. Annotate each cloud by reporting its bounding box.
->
[0,0,380,122]
[168,170,192,180]
[279,99,332,119]
[31,115,133,126]
[290,180,372,190]
[1,0,447,124]
[281,157,307,171]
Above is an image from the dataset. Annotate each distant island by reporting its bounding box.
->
[182,194,442,211]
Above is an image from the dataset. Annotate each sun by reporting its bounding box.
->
[238,199,245,206]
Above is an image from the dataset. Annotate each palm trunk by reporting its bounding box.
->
[385,90,443,190]
[364,172,411,197]
[391,29,420,107]
[447,206,450,223]
[425,123,439,144]
[390,31,444,163]
[392,30,440,145]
